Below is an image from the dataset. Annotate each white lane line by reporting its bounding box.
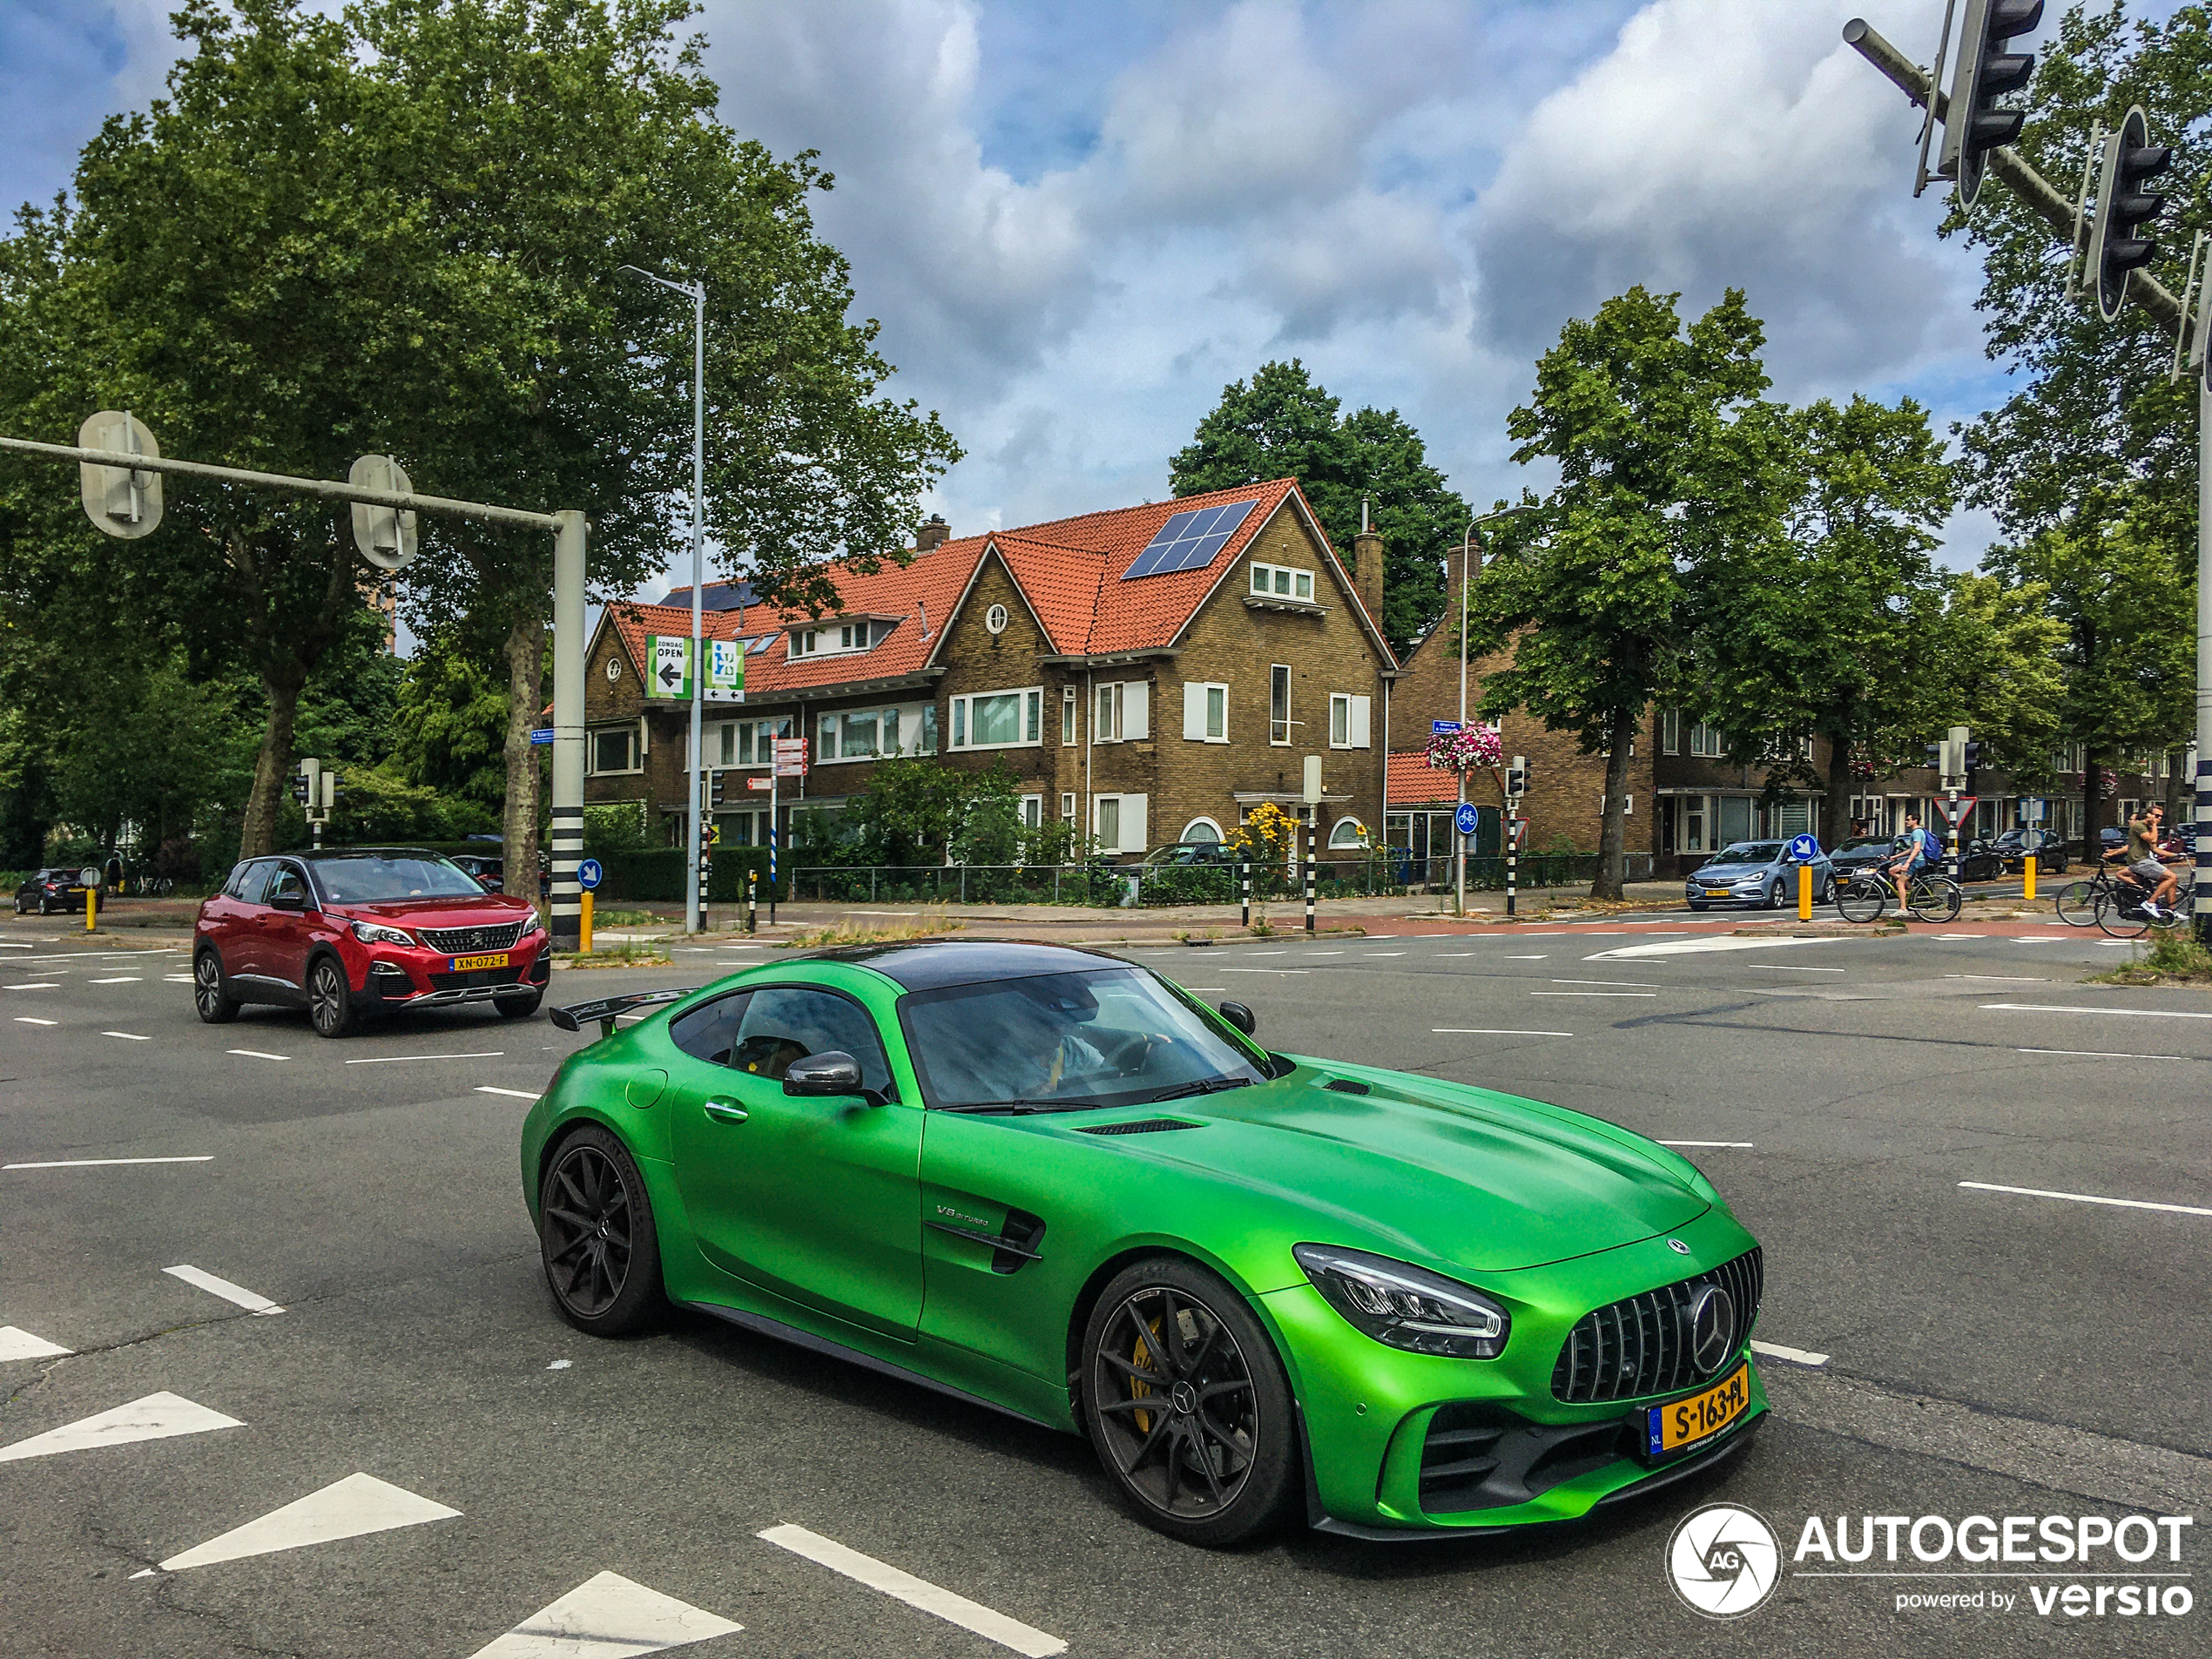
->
[1305,950,1345,956]
[1981,1003,2212,1019]
[1660,1140,1755,1149]
[1219,968,1307,974]
[157,1472,459,1573]
[227,1049,288,1062]
[2014,1048,2184,1061]
[475,1086,542,1100]
[1238,949,1289,956]
[3,1156,213,1170]
[14,1016,57,1026]
[165,974,193,982]
[1946,974,2047,982]
[758,1524,1065,1658]
[0,941,28,948]
[0,1326,73,1361]
[1588,936,1842,961]
[1503,954,1547,959]
[4,983,59,990]
[1551,978,1658,988]
[1750,965,1846,973]
[344,1049,508,1063]
[1433,951,1477,957]
[1529,991,1654,998]
[102,1031,152,1042]
[1751,1339,1830,1367]
[88,976,143,983]
[1433,1027,1574,1037]
[165,1264,283,1315]
[1959,1181,2212,1218]
[0,1392,243,1464]
[468,1570,741,1657]
[1180,988,1227,993]
[1364,951,1406,957]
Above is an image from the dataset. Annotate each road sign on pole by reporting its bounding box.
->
[348,455,420,571]
[772,737,808,777]
[1787,833,1821,862]
[576,858,603,892]
[1937,796,1979,829]
[529,727,554,745]
[1454,802,1480,838]
[704,637,745,703]
[78,411,162,539]
[1431,720,1462,735]
[650,636,691,698]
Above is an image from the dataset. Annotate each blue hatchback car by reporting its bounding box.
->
[1684,839,1835,910]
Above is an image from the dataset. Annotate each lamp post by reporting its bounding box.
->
[1456,505,1534,916]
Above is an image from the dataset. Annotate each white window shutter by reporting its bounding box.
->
[1126,792,1148,852]
[1349,695,1371,748]
[1183,682,1206,741]
[1125,680,1149,740]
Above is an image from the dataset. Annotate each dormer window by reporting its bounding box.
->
[1250,563,1314,602]
[787,617,887,658]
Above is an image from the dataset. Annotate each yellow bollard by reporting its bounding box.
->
[2024,853,2037,902]
[579,889,594,956]
[85,885,96,933]
[1797,863,1811,921]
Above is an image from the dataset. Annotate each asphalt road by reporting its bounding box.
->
[3,913,2207,1657]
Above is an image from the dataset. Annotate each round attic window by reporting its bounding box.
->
[605,658,622,681]
[985,604,1009,634]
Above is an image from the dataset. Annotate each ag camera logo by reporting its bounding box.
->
[1668,1503,1783,1618]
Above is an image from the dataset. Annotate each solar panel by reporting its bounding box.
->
[1121,497,1258,580]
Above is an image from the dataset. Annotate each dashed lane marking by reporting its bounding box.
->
[1751,1339,1831,1367]
[88,976,142,983]
[1529,990,1654,997]
[0,1392,242,1464]
[1660,1140,1754,1149]
[149,1472,458,1573]
[344,1049,507,1063]
[14,1016,57,1025]
[102,1030,151,1041]
[1551,978,1658,988]
[1219,968,1307,974]
[165,1264,283,1316]
[3,1156,213,1170]
[1433,1027,1574,1037]
[0,1326,72,1361]
[2014,1048,2185,1061]
[1749,964,1845,973]
[759,1523,1065,1658]
[226,1049,288,1062]
[468,1570,742,1659]
[1959,1181,2212,1218]
[1503,954,1547,959]
[1981,1003,2212,1020]
[4,983,59,990]
[476,1086,542,1100]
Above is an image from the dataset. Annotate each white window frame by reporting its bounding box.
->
[1249,562,1315,603]
[1689,721,1723,759]
[1662,710,1681,755]
[1328,815,1367,849]
[1092,792,1149,854]
[1183,681,1229,743]
[1269,664,1292,745]
[1019,793,1042,829]
[1092,680,1149,744]
[948,685,1044,752]
[1600,793,1635,816]
[789,619,877,659]
[1061,792,1076,823]
[1062,685,1078,746]
[1181,816,1225,845]
[815,701,935,765]
[586,724,642,776]
[1327,692,1372,750]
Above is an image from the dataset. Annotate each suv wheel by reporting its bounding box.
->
[307,956,358,1038]
[193,948,241,1023]
[496,991,543,1020]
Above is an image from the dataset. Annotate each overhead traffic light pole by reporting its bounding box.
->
[1845,17,2210,942]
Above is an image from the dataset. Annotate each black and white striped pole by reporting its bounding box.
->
[1303,755,1322,934]
[1239,852,1251,928]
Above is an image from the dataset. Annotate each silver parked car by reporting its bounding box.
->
[1684,839,1835,911]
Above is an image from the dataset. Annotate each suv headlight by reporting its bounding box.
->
[350,921,415,947]
[1292,1244,1509,1359]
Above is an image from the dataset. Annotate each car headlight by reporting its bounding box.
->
[350,921,415,947]
[1292,1244,1509,1359]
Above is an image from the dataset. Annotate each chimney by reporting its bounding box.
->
[915,513,950,553]
[1352,523,1385,624]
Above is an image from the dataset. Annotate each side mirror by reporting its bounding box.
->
[1217,1001,1257,1037]
[784,1050,865,1097]
[271,890,307,912]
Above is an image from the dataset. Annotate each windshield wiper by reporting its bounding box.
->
[1143,1075,1256,1104]
[937,1098,1109,1116]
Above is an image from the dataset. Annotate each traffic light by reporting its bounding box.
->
[292,757,320,806]
[2088,105,2173,322]
[1504,757,1529,799]
[709,770,727,809]
[1941,0,2044,209]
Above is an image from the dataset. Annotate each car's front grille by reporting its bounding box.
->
[419,921,525,954]
[428,965,525,991]
[1550,1246,1763,1404]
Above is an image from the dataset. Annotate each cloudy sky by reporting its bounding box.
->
[4,0,2044,583]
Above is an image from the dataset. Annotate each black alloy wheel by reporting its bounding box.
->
[538,1126,664,1336]
[307,957,357,1038]
[192,949,240,1023]
[1082,1258,1297,1548]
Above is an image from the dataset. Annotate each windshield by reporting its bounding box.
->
[899,967,1265,1112]
[1710,842,1783,864]
[312,853,489,904]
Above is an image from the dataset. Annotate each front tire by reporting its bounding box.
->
[539,1126,664,1337]
[307,956,358,1038]
[1080,1257,1298,1548]
[1835,878,1886,925]
[2054,880,2098,927]
[192,948,241,1023]
[496,991,543,1020]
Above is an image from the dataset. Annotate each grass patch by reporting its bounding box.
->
[2087,931,2212,986]
[560,936,673,969]
[785,914,961,949]
[590,907,667,927]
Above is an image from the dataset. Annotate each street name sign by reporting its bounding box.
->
[529,728,554,745]
[1431,720,1461,734]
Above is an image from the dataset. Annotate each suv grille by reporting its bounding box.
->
[429,965,525,991]
[419,921,525,954]
[1550,1246,1763,1404]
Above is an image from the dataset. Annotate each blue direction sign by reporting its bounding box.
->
[576,858,604,892]
[1786,833,1821,863]
[1454,802,1481,837]
[529,727,555,745]
[1431,719,1462,734]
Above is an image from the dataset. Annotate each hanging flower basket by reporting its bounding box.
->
[1426,723,1502,773]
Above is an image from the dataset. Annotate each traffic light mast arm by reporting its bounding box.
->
[1844,17,2187,339]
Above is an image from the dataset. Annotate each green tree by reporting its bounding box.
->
[387,631,513,812]
[1939,569,2067,787]
[46,652,255,855]
[1470,287,1794,899]
[1170,360,1467,648]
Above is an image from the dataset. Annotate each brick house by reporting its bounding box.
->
[579,481,1399,861]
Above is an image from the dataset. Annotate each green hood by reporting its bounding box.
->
[1074,1065,1709,1274]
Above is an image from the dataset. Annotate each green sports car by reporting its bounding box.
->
[521,941,1767,1546]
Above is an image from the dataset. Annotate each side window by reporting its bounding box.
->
[231,860,278,902]
[728,988,894,1097]
[670,992,753,1067]
[266,866,309,907]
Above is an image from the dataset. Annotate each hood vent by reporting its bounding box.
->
[1076,1118,1199,1136]
[1323,1079,1372,1095]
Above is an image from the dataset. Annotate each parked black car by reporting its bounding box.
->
[1141,840,1243,868]
[1988,827,2068,874]
[14,868,91,915]
[448,853,505,892]
[1827,833,2004,881]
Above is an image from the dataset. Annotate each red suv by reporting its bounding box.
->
[193,847,551,1037]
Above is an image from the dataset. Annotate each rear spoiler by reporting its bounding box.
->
[548,986,704,1040]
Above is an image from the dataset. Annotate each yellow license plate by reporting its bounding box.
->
[451,952,510,972]
[1647,1362,1750,1456]
[1703,888,1730,898]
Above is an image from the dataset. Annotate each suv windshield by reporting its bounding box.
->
[899,968,1264,1112]
[311,853,488,904]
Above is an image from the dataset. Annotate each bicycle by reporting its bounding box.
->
[2053,863,2122,927]
[2093,871,2193,940]
[1831,866,1962,924]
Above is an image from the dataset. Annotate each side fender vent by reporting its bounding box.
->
[1076,1118,1200,1136]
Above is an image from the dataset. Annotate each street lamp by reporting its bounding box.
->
[1456,504,1534,917]
[620,264,708,934]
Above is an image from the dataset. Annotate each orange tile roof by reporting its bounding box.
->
[1388,749,1458,806]
[597,476,1396,699]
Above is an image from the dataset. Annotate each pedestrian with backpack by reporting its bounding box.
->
[1881,813,1941,900]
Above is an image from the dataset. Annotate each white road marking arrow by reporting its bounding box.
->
[469,1571,742,1658]
[156,1472,459,1572]
[0,1325,73,1362]
[0,1392,241,1463]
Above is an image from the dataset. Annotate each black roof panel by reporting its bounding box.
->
[817,939,1127,991]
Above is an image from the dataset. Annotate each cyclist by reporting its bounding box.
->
[1881,813,1942,889]
[2117,804,2182,920]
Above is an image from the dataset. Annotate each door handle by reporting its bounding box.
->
[703,1101,749,1124]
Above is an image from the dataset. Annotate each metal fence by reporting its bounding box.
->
[1393,851,1654,892]
[775,859,1402,907]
